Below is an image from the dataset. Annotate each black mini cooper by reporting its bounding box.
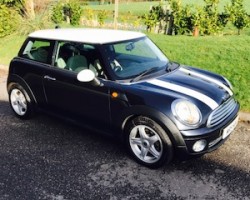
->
[7,28,239,168]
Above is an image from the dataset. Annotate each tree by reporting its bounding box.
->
[226,0,250,35]
[201,0,224,35]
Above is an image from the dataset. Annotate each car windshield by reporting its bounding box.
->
[104,37,169,80]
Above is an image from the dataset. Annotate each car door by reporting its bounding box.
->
[16,38,55,107]
[42,42,111,126]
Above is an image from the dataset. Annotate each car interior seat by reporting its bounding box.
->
[66,55,88,73]
[56,57,67,69]
[32,47,48,63]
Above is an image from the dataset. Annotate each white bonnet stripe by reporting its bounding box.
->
[147,79,218,110]
[180,67,233,96]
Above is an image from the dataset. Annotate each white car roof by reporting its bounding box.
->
[29,28,146,44]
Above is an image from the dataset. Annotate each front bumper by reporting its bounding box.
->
[175,102,240,158]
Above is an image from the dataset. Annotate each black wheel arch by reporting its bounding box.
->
[118,105,186,148]
[7,74,37,105]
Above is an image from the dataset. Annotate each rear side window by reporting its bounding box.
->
[20,39,52,64]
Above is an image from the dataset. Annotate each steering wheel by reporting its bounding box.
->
[112,60,123,72]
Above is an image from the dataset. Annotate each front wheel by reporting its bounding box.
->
[9,83,34,119]
[125,116,173,168]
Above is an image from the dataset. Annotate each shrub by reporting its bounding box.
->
[83,8,95,21]
[0,5,20,37]
[167,0,229,35]
[97,10,107,26]
[225,0,250,35]
[201,0,227,35]
[142,9,158,32]
[18,11,53,36]
[51,2,64,24]
[51,1,82,26]
[0,0,24,15]
[142,4,167,33]
[67,1,82,26]
[170,1,192,35]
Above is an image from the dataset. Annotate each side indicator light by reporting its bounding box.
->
[111,92,119,98]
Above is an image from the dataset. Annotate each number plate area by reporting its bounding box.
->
[222,116,239,139]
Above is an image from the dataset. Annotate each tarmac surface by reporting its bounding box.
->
[0,68,250,199]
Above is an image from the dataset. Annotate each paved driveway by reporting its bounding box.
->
[0,73,250,200]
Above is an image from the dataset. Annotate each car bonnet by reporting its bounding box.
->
[138,66,233,110]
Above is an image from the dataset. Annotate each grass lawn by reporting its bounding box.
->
[0,34,26,66]
[148,34,250,111]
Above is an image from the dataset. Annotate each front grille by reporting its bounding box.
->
[207,98,237,128]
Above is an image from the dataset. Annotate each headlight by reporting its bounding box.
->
[224,77,233,90]
[172,100,201,127]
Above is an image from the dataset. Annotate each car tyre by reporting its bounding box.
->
[125,116,173,168]
[9,83,34,119]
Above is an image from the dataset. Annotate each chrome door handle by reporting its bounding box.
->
[44,75,56,81]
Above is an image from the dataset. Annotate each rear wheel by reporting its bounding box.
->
[125,116,173,168]
[9,83,34,119]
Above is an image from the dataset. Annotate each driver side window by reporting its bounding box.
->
[55,42,81,70]
[55,41,106,78]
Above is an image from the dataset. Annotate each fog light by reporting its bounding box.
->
[192,140,207,152]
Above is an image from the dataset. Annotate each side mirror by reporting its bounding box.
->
[77,69,101,86]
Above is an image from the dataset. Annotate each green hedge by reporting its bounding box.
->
[0,5,20,38]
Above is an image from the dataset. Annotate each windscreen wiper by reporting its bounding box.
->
[130,67,161,83]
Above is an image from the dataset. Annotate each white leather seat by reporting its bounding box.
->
[66,55,88,73]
